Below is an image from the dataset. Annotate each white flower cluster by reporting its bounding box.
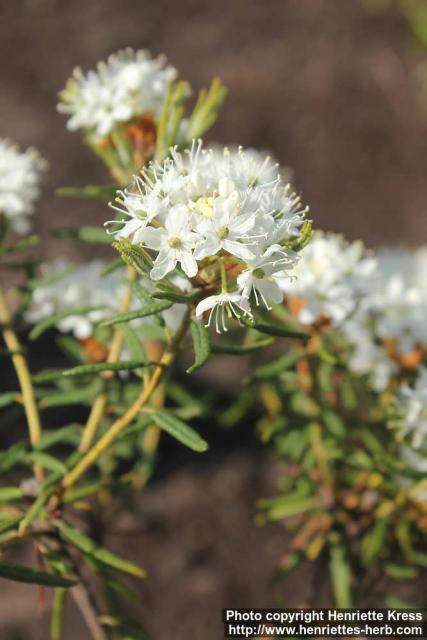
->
[346,248,427,391]
[280,234,427,392]
[280,232,377,326]
[108,142,307,331]
[25,259,187,339]
[0,138,46,234]
[58,49,177,138]
[25,260,124,339]
[375,248,427,354]
[394,367,427,453]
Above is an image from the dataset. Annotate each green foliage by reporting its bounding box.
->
[183,78,228,143]
[186,320,211,373]
[0,562,77,588]
[242,315,309,341]
[155,81,191,162]
[56,184,117,201]
[54,520,146,579]
[99,302,172,327]
[62,360,151,376]
[329,536,352,607]
[151,410,209,452]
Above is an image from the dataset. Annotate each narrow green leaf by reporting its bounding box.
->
[0,487,24,502]
[151,410,209,452]
[50,226,111,244]
[167,383,205,414]
[56,184,117,201]
[212,337,274,355]
[361,519,388,565]
[54,520,146,579]
[252,349,305,380]
[99,302,172,327]
[55,336,84,363]
[154,80,190,162]
[219,390,255,429]
[28,452,67,474]
[0,517,22,534]
[385,563,418,579]
[329,536,352,607]
[244,318,309,340]
[103,572,138,602]
[152,290,199,303]
[33,369,67,383]
[18,486,55,535]
[37,426,80,451]
[260,495,319,521]
[119,325,147,378]
[0,392,20,408]
[412,552,427,568]
[29,306,104,340]
[127,280,155,306]
[39,381,103,408]
[184,77,227,141]
[0,234,39,256]
[323,411,346,439]
[186,320,210,374]
[0,562,77,588]
[62,360,150,376]
[50,588,67,640]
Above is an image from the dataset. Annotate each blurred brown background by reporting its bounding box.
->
[1,0,427,258]
[1,2,427,638]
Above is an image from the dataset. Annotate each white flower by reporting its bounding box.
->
[373,275,426,354]
[394,368,427,450]
[281,232,377,326]
[342,316,397,392]
[0,139,46,234]
[237,246,296,309]
[194,191,257,262]
[58,49,177,138]
[195,292,251,333]
[107,141,308,324]
[372,249,427,354]
[208,145,281,190]
[139,207,198,279]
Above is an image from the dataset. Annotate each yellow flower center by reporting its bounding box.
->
[190,196,214,218]
[216,225,229,240]
[168,237,182,249]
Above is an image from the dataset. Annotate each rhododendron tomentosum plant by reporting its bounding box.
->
[0,47,311,640]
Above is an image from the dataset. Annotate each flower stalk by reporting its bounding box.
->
[0,287,43,480]
[79,266,137,452]
[61,309,191,493]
